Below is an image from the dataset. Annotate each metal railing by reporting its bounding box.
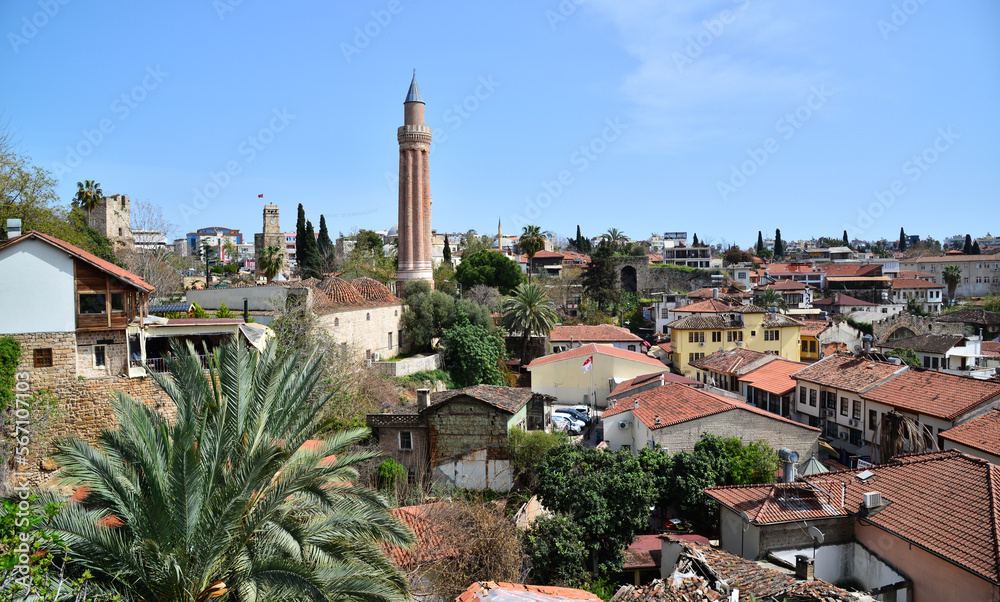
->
[141,355,211,373]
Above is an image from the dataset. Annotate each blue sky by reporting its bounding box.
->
[3,1,998,248]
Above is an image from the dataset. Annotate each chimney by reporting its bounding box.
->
[243,297,249,323]
[634,399,640,410]
[6,218,22,238]
[862,334,873,355]
[795,555,815,581]
[713,287,719,299]
[417,388,430,412]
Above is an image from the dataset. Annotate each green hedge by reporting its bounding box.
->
[0,337,23,412]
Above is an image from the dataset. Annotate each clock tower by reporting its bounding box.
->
[254,203,286,277]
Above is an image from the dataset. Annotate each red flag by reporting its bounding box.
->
[258,194,264,198]
[582,356,593,372]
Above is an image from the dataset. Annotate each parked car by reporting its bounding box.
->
[554,408,591,426]
[550,414,583,435]
[569,404,592,417]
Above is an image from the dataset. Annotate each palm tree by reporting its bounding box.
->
[48,340,414,602]
[519,225,545,283]
[500,283,559,364]
[873,410,937,463]
[601,228,629,254]
[755,288,787,312]
[258,244,284,282]
[74,179,103,222]
[942,265,961,303]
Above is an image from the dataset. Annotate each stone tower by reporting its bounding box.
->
[89,194,131,248]
[396,71,434,293]
[254,204,286,277]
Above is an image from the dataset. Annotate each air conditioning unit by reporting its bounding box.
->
[699,342,705,347]
[849,419,859,427]
[618,421,631,430]
[863,491,882,508]
[362,359,373,368]
[372,352,381,362]
[839,432,849,440]
[825,409,836,418]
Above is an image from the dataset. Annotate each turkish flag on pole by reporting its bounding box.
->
[582,356,593,372]
[258,194,264,198]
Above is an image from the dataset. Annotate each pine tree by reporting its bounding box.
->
[972,240,982,255]
[756,231,764,254]
[692,233,700,247]
[964,234,973,255]
[774,229,784,258]
[899,228,907,252]
[443,234,452,263]
[317,215,334,256]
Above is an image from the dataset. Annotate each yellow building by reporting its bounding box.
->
[667,305,802,377]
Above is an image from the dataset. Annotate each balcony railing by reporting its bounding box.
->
[138,355,211,373]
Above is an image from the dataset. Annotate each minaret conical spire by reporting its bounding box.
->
[405,69,424,104]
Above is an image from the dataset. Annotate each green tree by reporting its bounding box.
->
[508,427,567,489]
[440,308,506,387]
[756,231,764,254]
[500,283,558,364]
[295,203,314,277]
[400,280,492,351]
[317,215,334,256]
[973,240,982,255]
[47,339,413,601]
[963,234,973,255]
[668,449,724,531]
[601,228,629,254]
[73,179,103,222]
[303,219,321,278]
[637,447,674,513]
[905,298,927,317]
[581,244,618,311]
[535,446,652,575]
[524,515,589,586]
[459,231,492,257]
[719,437,779,485]
[755,288,787,311]
[519,225,545,283]
[888,347,922,367]
[842,230,849,246]
[723,246,753,265]
[455,249,526,295]
[0,336,21,412]
[191,302,209,318]
[258,245,283,282]
[442,234,451,263]
[775,229,785,257]
[214,301,235,318]
[899,227,907,252]
[943,265,962,301]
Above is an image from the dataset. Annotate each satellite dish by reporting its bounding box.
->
[808,526,825,545]
[854,345,863,354]
[740,511,750,525]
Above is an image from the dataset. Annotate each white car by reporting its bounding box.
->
[550,414,584,435]
[569,405,591,418]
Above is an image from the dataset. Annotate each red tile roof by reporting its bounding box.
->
[385,502,449,567]
[791,354,904,393]
[689,348,773,375]
[811,293,875,307]
[710,450,1000,584]
[428,385,542,415]
[531,249,564,259]
[940,409,1000,458]
[623,534,663,569]
[895,270,933,280]
[766,263,822,275]
[755,279,811,291]
[687,287,751,300]
[739,359,809,396]
[2,230,154,292]
[600,382,818,432]
[458,582,602,602]
[862,370,1000,421]
[608,371,700,397]
[526,343,665,369]
[891,278,945,290]
[798,320,830,337]
[982,341,1000,358]
[549,324,643,343]
[673,299,736,314]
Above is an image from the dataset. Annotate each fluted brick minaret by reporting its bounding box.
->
[397,71,433,293]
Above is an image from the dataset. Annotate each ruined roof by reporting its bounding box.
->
[549,324,643,343]
[791,355,904,393]
[427,385,541,415]
[458,582,602,602]
[880,333,966,354]
[709,450,1000,584]
[937,307,1000,327]
[384,502,449,568]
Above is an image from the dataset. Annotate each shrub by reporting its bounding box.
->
[0,337,22,412]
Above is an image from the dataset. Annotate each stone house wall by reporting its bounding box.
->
[652,408,820,458]
[316,303,404,361]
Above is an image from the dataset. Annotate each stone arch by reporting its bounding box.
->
[620,266,637,294]
[885,326,916,343]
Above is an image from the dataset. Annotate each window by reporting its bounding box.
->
[850,428,864,447]
[33,348,53,368]
[869,410,877,431]
[809,340,816,353]
[801,340,808,353]
[628,345,636,351]
[728,331,743,342]
[111,293,124,311]
[688,332,704,343]
[799,386,807,405]
[840,397,849,416]
[334,318,339,326]
[750,331,756,337]
[689,353,695,363]
[825,391,836,410]
[931,357,939,369]
[763,329,779,341]
[366,313,371,321]
[809,389,817,407]
[388,332,393,348]
[711,331,722,343]
[661,308,669,319]
[79,293,106,314]
[923,356,931,368]
[399,431,412,450]
[93,345,107,368]
[852,400,862,420]
[407,468,416,485]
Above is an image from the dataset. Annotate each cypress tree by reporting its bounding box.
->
[443,234,451,263]
[756,231,764,254]
[692,233,700,247]
[972,240,982,255]
[964,234,973,255]
[576,225,583,252]
[842,230,849,245]
[774,229,784,257]
[317,215,334,256]
[303,220,321,279]
[295,204,309,276]
[899,228,907,252]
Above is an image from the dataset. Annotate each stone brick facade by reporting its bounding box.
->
[87,194,131,248]
[75,330,128,378]
[396,74,434,291]
[651,409,819,458]
[316,303,404,362]
[613,257,725,296]
[872,311,964,344]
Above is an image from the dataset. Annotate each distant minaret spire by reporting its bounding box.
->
[397,71,433,292]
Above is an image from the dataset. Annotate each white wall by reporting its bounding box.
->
[432,448,513,491]
[0,239,76,333]
[601,409,653,451]
[771,542,908,599]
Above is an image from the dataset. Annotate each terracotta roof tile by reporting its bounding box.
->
[608,371,699,398]
[811,293,875,307]
[739,359,810,396]
[937,308,1000,327]
[673,299,736,314]
[880,333,966,354]
[862,370,1000,421]
[549,324,643,343]
[798,320,830,337]
[791,354,904,393]
[940,409,1000,458]
[1,231,154,292]
[623,534,662,569]
[709,450,1000,584]
[351,277,399,304]
[895,270,933,280]
[526,343,665,369]
[891,278,945,290]
[427,385,542,415]
[459,582,602,602]
[688,347,773,375]
[982,341,1000,358]
[600,382,818,432]
[384,502,450,567]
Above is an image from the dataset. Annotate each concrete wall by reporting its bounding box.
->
[770,543,909,598]
[529,353,666,408]
[316,303,404,362]
[0,239,76,334]
[186,286,292,311]
[375,352,442,377]
[432,448,512,491]
[856,522,997,602]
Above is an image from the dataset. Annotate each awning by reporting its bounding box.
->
[819,440,838,453]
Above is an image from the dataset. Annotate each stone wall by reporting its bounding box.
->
[652,407,820,457]
[375,352,442,377]
[316,303,405,362]
[612,257,724,296]
[75,330,128,378]
[871,311,964,344]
